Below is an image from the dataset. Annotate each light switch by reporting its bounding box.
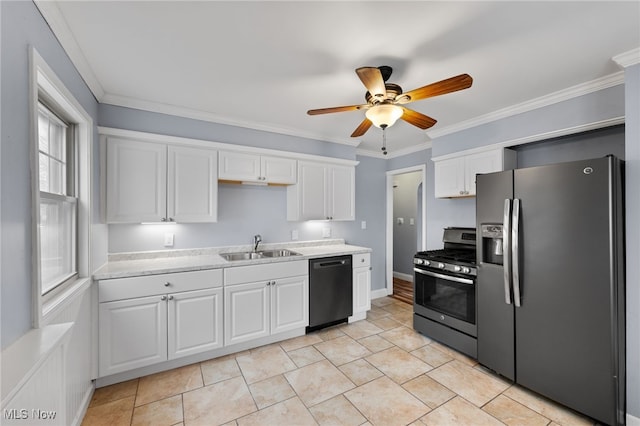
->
[164,233,174,247]
[322,227,331,238]
[409,217,415,225]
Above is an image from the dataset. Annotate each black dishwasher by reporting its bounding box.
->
[307,255,353,332]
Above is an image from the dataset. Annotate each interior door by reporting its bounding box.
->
[476,170,515,380]
[513,157,617,424]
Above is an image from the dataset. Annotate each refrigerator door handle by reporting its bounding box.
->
[512,198,522,307]
[503,199,512,305]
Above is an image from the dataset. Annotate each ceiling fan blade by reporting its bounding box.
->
[307,104,365,115]
[351,118,373,137]
[401,107,437,130]
[356,67,386,99]
[398,74,473,103]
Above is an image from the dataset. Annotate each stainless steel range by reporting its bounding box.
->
[413,227,477,358]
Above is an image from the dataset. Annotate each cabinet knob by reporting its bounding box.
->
[459,191,464,195]
[161,217,167,222]
[168,217,175,222]
[361,258,365,262]
[164,282,171,287]
[168,295,174,300]
[160,295,167,301]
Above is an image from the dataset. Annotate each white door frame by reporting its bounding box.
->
[385,165,427,296]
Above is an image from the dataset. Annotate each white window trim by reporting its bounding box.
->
[29,46,92,327]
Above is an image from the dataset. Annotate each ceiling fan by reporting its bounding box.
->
[307,66,473,151]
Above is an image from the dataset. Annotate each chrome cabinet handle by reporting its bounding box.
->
[503,199,512,305]
[512,198,522,307]
[160,295,167,301]
[168,295,174,300]
[164,282,171,287]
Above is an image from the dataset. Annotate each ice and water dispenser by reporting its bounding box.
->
[481,224,504,265]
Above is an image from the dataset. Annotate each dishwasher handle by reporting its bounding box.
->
[314,259,349,269]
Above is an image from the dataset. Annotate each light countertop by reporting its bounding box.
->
[93,239,371,280]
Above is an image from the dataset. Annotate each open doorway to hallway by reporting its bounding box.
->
[386,166,426,305]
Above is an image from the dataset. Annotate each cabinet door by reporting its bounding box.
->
[168,288,223,360]
[106,138,167,223]
[99,296,167,377]
[434,157,465,198]
[464,150,503,197]
[328,165,355,221]
[296,161,328,220]
[218,151,261,182]
[224,281,270,346]
[167,146,218,222]
[271,276,308,334]
[353,266,372,314]
[261,156,297,184]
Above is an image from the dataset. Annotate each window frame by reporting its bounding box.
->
[29,47,93,327]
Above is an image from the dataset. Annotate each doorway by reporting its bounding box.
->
[385,165,427,301]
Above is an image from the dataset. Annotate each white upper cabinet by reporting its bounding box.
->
[218,151,296,184]
[434,148,516,198]
[106,138,167,223]
[287,161,355,221]
[106,137,217,223]
[167,146,218,222]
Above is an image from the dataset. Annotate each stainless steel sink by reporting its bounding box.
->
[221,249,301,261]
[221,252,265,261]
[261,249,301,258]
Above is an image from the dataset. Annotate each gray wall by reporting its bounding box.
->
[515,125,625,168]
[101,104,388,292]
[0,1,105,349]
[387,149,476,250]
[392,171,422,275]
[432,84,625,158]
[623,62,639,419]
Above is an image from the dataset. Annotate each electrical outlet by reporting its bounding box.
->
[322,227,331,238]
[397,217,404,225]
[409,217,415,225]
[164,233,174,247]
[291,229,299,240]
[361,221,367,230]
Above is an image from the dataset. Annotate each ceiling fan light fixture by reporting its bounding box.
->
[365,104,403,129]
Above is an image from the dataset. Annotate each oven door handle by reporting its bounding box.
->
[414,268,475,285]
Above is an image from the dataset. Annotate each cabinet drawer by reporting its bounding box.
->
[352,253,371,268]
[99,269,223,302]
[224,260,307,286]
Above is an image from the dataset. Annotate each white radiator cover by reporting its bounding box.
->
[1,285,94,426]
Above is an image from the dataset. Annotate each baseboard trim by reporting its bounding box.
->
[628,413,640,426]
[393,271,413,282]
[371,288,391,299]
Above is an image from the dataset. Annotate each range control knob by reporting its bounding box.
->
[461,267,470,274]
[453,266,461,272]
[424,260,431,266]
[437,263,445,269]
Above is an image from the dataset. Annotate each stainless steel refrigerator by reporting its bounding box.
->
[476,155,625,425]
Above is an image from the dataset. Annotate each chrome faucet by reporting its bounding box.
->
[253,234,262,252]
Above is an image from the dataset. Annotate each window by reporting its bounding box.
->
[30,47,92,326]
[37,103,77,295]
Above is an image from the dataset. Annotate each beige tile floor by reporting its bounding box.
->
[82,297,596,426]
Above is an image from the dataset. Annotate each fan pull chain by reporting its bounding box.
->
[381,127,388,155]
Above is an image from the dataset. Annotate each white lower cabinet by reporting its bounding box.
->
[98,269,223,377]
[99,295,168,376]
[350,253,371,322]
[168,288,224,359]
[224,261,309,346]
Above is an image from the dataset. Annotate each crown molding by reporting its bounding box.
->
[613,47,640,68]
[427,71,625,140]
[101,93,360,148]
[34,0,105,100]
